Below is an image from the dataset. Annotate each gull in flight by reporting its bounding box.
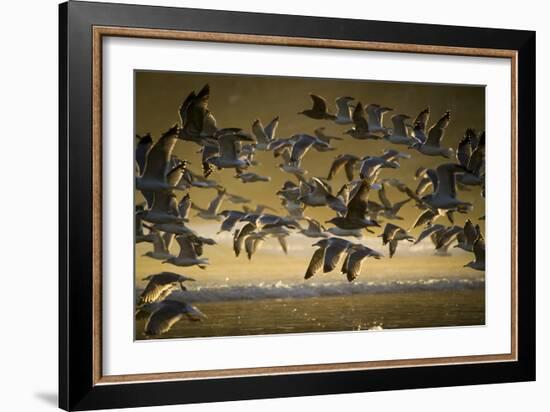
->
[464,233,485,271]
[136,125,183,197]
[135,133,153,176]
[314,127,343,144]
[298,94,337,120]
[344,102,378,140]
[252,116,279,150]
[144,300,207,336]
[203,131,255,172]
[304,238,382,281]
[235,172,271,183]
[380,223,414,258]
[138,272,196,305]
[365,103,392,137]
[326,180,380,232]
[421,163,473,212]
[142,227,174,261]
[410,110,454,159]
[327,154,361,181]
[384,114,415,145]
[191,188,226,220]
[376,182,411,220]
[456,129,485,187]
[298,177,347,214]
[333,96,355,125]
[162,235,211,269]
[300,217,329,238]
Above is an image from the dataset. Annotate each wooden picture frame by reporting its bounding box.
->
[59,1,535,410]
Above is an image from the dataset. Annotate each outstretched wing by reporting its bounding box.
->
[310,94,328,113]
[305,247,325,279]
[426,111,451,147]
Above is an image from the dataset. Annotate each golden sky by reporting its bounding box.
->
[135,71,485,286]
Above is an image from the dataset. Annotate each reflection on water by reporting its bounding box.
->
[136,289,485,340]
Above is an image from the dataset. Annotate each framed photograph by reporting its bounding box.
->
[59,1,535,410]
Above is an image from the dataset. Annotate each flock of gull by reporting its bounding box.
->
[134,85,486,336]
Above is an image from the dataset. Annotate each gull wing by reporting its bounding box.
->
[378,183,393,210]
[305,247,325,279]
[464,219,478,245]
[414,107,430,132]
[345,180,370,220]
[323,239,351,272]
[352,102,369,132]
[426,111,451,147]
[310,94,328,113]
[264,116,279,141]
[336,96,353,119]
[391,115,409,137]
[457,131,473,168]
[176,235,198,259]
[141,125,179,183]
[144,301,186,336]
[252,119,268,145]
[233,222,256,257]
[365,104,381,128]
[473,235,486,264]
[327,154,349,180]
[414,224,445,244]
[207,189,226,215]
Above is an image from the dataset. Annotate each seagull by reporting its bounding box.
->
[377,182,411,220]
[225,192,251,204]
[326,227,364,238]
[135,125,182,196]
[409,107,430,143]
[204,131,255,172]
[359,156,400,182]
[191,188,226,220]
[300,217,329,238]
[137,191,186,224]
[298,94,337,120]
[365,104,392,137]
[304,238,381,280]
[135,133,153,176]
[218,210,247,233]
[464,233,485,271]
[144,300,207,336]
[252,116,279,150]
[233,214,297,257]
[138,272,196,305]
[380,223,414,258]
[314,127,343,144]
[327,154,361,181]
[298,177,347,214]
[326,180,380,232]
[456,129,485,187]
[235,172,271,183]
[142,228,175,261]
[341,244,383,281]
[384,114,415,145]
[344,102,377,139]
[421,163,473,211]
[410,111,454,158]
[414,224,447,245]
[455,219,480,252]
[162,235,210,269]
[178,84,240,144]
[244,232,267,260]
[333,96,355,124]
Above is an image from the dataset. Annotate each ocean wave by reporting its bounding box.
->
[139,278,485,303]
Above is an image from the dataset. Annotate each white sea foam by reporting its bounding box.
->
[138,277,484,303]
